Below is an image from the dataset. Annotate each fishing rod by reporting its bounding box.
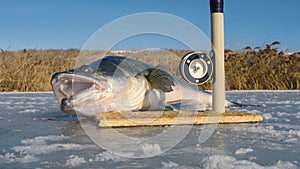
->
[180,0,225,113]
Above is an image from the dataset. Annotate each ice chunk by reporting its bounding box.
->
[93,151,121,162]
[296,112,300,119]
[161,161,195,169]
[65,155,86,167]
[20,135,67,145]
[161,161,179,168]
[92,150,131,162]
[263,114,276,120]
[18,109,40,113]
[0,101,12,105]
[0,152,38,163]
[202,155,297,169]
[142,143,161,156]
[14,143,89,155]
[1,135,94,164]
[235,148,253,155]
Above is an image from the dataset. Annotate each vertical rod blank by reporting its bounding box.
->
[210,0,225,113]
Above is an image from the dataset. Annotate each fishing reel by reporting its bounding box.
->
[179,52,213,85]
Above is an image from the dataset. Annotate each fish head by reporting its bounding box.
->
[51,58,122,116]
[51,56,151,116]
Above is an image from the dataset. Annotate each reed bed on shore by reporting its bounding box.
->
[0,42,299,92]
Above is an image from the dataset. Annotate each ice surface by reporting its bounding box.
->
[0,91,299,168]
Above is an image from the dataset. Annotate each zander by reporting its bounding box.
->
[51,56,237,116]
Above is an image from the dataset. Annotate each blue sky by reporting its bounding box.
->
[1,0,300,51]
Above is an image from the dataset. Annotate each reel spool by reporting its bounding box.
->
[179,52,213,85]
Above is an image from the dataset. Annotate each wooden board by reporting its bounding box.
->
[94,110,263,127]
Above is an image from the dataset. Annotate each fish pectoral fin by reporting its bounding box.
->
[146,67,175,92]
[166,99,204,111]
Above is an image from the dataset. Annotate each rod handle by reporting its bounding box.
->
[210,0,224,13]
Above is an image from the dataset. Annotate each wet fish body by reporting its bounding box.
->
[51,56,234,116]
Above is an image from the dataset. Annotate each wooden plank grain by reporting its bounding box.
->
[94,110,263,127]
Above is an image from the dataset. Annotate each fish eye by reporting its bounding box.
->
[80,65,94,73]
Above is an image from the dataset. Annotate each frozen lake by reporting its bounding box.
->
[0,91,299,168]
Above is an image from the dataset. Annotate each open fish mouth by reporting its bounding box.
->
[51,73,112,115]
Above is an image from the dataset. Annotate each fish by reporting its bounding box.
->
[51,56,238,116]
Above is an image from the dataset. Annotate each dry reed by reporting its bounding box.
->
[0,42,299,92]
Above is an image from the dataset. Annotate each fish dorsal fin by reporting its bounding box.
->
[145,67,175,93]
[155,65,170,72]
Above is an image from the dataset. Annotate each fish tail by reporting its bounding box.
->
[229,101,261,107]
